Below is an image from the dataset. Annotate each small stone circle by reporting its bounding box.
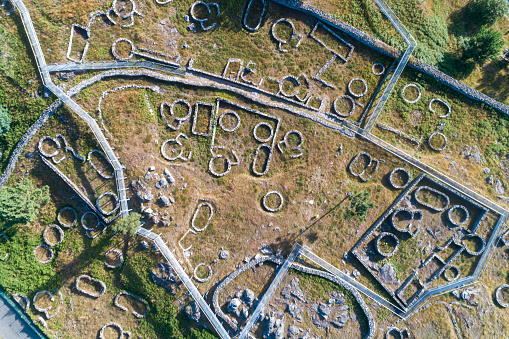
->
[34,244,54,264]
[33,291,53,313]
[333,95,355,118]
[111,38,135,61]
[99,322,131,339]
[191,202,214,232]
[447,205,469,227]
[348,78,368,98]
[13,293,30,312]
[253,122,274,143]
[218,110,241,132]
[442,265,460,282]
[114,291,149,318]
[495,284,509,308]
[402,83,421,104]
[429,98,451,118]
[96,191,120,216]
[262,191,284,212]
[375,232,399,257]
[193,263,212,283]
[105,249,123,269]
[43,225,64,247]
[279,75,300,97]
[388,167,411,189]
[81,211,101,231]
[38,136,60,158]
[372,62,385,76]
[209,154,231,177]
[57,207,77,228]
[428,132,447,151]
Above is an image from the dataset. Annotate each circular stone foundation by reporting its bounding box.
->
[388,167,411,189]
[402,83,421,104]
[218,110,241,132]
[333,95,355,118]
[111,38,135,61]
[193,263,212,283]
[34,244,54,264]
[495,284,509,308]
[57,207,77,228]
[375,232,399,257]
[348,78,368,98]
[372,63,385,76]
[104,249,123,269]
[443,265,460,282]
[81,211,100,231]
[262,191,284,212]
[43,225,64,247]
[428,132,447,151]
[253,122,274,143]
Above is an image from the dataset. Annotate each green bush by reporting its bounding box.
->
[464,26,505,65]
[0,179,49,224]
[465,0,509,27]
[0,105,11,136]
[345,191,374,222]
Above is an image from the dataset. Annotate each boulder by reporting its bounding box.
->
[380,263,397,284]
[160,195,171,207]
[219,250,229,260]
[228,298,241,313]
[155,177,168,189]
[495,179,506,195]
[288,325,302,337]
[317,303,330,320]
[243,289,255,304]
[164,168,175,183]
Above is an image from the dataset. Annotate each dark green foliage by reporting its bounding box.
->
[465,26,505,65]
[345,191,374,222]
[0,106,11,136]
[112,212,141,237]
[0,230,61,294]
[0,179,49,224]
[465,0,509,27]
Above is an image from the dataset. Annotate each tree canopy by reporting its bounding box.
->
[0,105,11,136]
[465,26,506,64]
[0,179,49,224]
[112,212,141,237]
[466,0,509,27]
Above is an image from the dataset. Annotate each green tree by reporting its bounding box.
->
[465,26,505,64]
[112,212,141,237]
[466,0,509,27]
[0,179,49,224]
[0,105,11,136]
[345,191,374,222]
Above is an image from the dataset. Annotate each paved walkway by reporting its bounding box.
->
[0,296,43,339]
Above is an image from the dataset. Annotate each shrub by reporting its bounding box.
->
[465,26,505,65]
[0,105,11,136]
[345,191,374,222]
[465,0,509,27]
[0,179,49,224]
[112,212,141,237]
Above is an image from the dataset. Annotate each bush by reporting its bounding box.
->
[465,26,505,64]
[0,105,11,136]
[112,212,141,237]
[345,191,374,222]
[465,0,509,27]
[0,179,49,224]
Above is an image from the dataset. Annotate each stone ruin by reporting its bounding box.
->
[372,62,385,76]
[87,149,114,179]
[98,322,131,339]
[388,167,411,189]
[42,224,64,247]
[114,291,149,318]
[104,249,123,269]
[495,284,509,308]
[401,83,421,104]
[193,263,212,283]
[447,205,470,227]
[385,327,411,339]
[413,186,450,212]
[271,18,303,52]
[161,133,192,162]
[262,191,284,212]
[427,132,448,152]
[242,0,266,32]
[276,130,303,159]
[96,191,120,216]
[75,275,107,298]
[429,98,451,118]
[33,289,63,319]
[33,244,54,264]
[57,206,77,228]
